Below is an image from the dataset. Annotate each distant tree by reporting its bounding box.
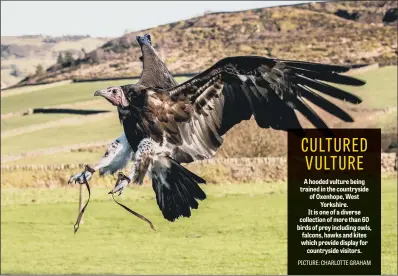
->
[57,53,64,65]
[35,64,45,77]
[63,51,75,66]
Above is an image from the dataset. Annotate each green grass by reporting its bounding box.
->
[6,149,106,165]
[1,113,73,132]
[1,80,72,97]
[1,113,122,156]
[1,179,396,274]
[1,100,115,132]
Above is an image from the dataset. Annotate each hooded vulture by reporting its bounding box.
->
[69,34,177,185]
[93,35,366,222]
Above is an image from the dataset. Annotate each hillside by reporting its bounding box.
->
[1,35,110,88]
[16,1,397,85]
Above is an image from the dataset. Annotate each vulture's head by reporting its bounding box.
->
[94,86,129,107]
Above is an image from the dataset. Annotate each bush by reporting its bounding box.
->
[63,52,75,67]
[216,118,287,158]
[90,49,105,64]
[57,53,64,65]
[35,64,45,77]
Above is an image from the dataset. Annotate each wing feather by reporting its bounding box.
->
[145,56,365,163]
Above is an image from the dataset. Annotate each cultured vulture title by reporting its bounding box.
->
[301,137,368,170]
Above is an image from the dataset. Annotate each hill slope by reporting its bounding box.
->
[16,1,398,85]
[1,35,110,88]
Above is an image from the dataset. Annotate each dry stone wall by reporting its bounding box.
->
[1,154,396,188]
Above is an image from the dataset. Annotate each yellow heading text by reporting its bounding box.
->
[301,138,367,171]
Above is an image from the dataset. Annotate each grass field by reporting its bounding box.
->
[1,113,72,132]
[1,114,121,156]
[1,179,396,275]
[1,100,119,133]
[6,149,107,165]
[1,81,72,98]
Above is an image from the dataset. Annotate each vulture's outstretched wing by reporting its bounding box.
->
[146,56,365,162]
[136,34,178,89]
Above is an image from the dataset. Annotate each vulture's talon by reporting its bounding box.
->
[109,173,130,196]
[68,170,93,185]
[108,180,128,195]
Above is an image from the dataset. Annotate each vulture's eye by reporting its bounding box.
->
[112,89,117,95]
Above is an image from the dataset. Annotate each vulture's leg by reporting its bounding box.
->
[68,134,133,184]
[108,138,155,196]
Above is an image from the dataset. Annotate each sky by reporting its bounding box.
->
[1,1,313,37]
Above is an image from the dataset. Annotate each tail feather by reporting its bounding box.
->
[151,157,206,222]
[177,178,199,209]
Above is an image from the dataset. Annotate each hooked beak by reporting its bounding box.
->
[94,90,106,97]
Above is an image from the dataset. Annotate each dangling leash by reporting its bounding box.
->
[74,165,94,234]
[73,166,156,233]
[111,172,156,231]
